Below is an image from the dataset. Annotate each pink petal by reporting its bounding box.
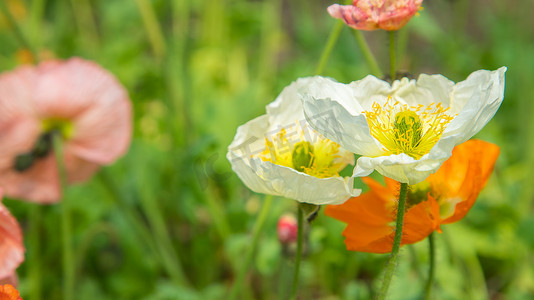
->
[33,58,133,165]
[328,0,423,31]
[0,155,60,203]
[0,201,25,279]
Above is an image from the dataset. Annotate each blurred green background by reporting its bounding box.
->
[1,0,533,299]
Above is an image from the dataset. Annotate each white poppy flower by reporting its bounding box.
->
[227,78,360,205]
[299,67,506,185]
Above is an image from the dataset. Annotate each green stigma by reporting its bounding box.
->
[394,110,423,149]
[291,141,314,173]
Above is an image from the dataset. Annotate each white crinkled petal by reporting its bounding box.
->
[392,74,455,108]
[442,67,506,141]
[227,115,275,195]
[266,77,316,128]
[228,78,359,204]
[300,77,383,156]
[354,153,447,185]
[259,162,360,205]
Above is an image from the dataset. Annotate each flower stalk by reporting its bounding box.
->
[389,31,397,80]
[290,205,304,300]
[353,30,383,77]
[28,205,42,300]
[315,20,344,75]
[53,133,74,300]
[377,182,408,300]
[424,232,436,300]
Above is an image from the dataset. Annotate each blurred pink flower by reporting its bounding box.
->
[0,58,132,203]
[328,0,423,31]
[0,191,24,280]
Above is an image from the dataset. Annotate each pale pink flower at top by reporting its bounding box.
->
[0,189,25,280]
[328,0,423,31]
[0,58,132,203]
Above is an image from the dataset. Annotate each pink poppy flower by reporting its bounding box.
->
[0,192,24,279]
[328,0,423,31]
[0,58,132,203]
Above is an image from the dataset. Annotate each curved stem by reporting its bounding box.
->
[289,205,304,300]
[315,20,344,75]
[423,232,435,300]
[377,182,408,300]
[228,195,273,300]
[389,30,397,80]
[353,30,383,77]
[53,134,74,300]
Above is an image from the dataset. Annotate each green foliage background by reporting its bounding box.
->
[0,0,533,299]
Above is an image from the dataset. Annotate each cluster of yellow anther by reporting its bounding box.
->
[259,122,345,178]
[364,97,454,159]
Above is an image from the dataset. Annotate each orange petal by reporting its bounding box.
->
[0,284,23,300]
[325,177,396,252]
[326,177,440,253]
[441,140,500,224]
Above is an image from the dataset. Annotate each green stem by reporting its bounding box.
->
[389,30,397,80]
[96,171,160,265]
[69,0,100,46]
[135,0,167,59]
[315,20,344,75]
[138,178,188,286]
[53,133,74,300]
[423,232,435,300]
[29,0,46,46]
[28,205,42,300]
[377,182,408,300]
[353,30,383,77]
[228,195,273,300]
[0,1,39,61]
[290,205,304,300]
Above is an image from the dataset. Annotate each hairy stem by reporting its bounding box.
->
[376,182,408,300]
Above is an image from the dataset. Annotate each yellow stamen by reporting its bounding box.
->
[364,97,454,159]
[259,122,346,178]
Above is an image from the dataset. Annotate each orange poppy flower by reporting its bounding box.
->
[325,140,499,253]
[0,284,22,300]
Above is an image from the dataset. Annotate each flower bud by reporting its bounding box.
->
[277,214,298,244]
